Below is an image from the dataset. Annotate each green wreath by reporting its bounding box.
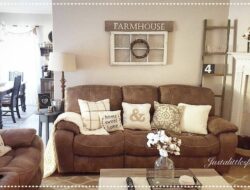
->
[130,39,150,59]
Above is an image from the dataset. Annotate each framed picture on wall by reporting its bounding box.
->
[38,93,51,109]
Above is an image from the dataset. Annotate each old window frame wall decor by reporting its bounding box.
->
[105,21,173,66]
[110,31,168,65]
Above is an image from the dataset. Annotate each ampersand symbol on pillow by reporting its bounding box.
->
[130,108,145,122]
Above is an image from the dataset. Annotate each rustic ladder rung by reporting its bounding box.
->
[206,26,234,30]
[203,73,224,77]
[204,52,227,56]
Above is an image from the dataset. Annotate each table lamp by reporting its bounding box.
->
[48,52,76,100]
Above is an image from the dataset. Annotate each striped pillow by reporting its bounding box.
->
[78,99,110,130]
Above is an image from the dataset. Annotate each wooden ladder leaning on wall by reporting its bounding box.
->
[200,19,238,118]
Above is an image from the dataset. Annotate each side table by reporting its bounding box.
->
[36,109,61,144]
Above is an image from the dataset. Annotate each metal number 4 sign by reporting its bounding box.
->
[203,64,215,74]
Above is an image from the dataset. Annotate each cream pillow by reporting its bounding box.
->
[178,103,211,135]
[122,102,151,130]
[99,111,123,132]
[78,99,110,130]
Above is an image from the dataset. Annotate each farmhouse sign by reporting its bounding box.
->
[105,21,173,32]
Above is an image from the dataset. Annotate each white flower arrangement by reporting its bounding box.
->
[147,130,181,157]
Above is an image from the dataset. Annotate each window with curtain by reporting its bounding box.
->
[0,24,41,105]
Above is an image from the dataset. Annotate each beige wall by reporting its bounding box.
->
[52,0,230,98]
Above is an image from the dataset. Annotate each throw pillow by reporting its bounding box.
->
[0,135,11,157]
[151,101,183,134]
[122,102,151,130]
[78,99,110,130]
[99,111,123,132]
[178,103,212,135]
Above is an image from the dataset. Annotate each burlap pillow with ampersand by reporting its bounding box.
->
[151,101,183,134]
[122,102,151,130]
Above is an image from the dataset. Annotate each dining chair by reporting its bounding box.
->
[8,71,26,112]
[2,76,22,123]
[19,83,26,112]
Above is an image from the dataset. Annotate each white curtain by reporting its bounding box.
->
[0,26,41,105]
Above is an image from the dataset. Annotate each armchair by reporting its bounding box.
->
[0,128,43,189]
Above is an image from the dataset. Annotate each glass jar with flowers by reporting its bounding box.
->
[147,130,181,179]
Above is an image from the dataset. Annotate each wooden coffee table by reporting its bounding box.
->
[99,168,234,190]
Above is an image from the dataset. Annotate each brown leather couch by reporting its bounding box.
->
[0,128,43,189]
[54,85,238,174]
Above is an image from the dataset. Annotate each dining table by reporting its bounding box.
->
[0,82,13,129]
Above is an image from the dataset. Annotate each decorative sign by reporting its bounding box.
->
[105,21,173,32]
[38,93,51,109]
[203,64,215,74]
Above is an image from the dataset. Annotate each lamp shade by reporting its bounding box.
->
[48,52,76,72]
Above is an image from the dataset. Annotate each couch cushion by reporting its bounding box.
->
[73,131,124,156]
[0,147,41,185]
[168,132,220,157]
[65,85,122,113]
[122,85,158,116]
[124,129,158,156]
[0,150,15,168]
[0,128,36,148]
[0,156,13,168]
[159,85,215,115]
[124,129,219,157]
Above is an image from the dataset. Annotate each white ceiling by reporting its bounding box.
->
[0,0,52,14]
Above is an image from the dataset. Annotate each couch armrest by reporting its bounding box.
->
[0,128,36,148]
[207,116,238,136]
[216,132,238,174]
[56,121,80,135]
[55,130,75,173]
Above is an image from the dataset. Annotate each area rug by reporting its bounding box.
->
[41,174,99,190]
[41,166,250,190]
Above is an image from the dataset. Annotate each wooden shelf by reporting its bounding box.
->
[41,78,53,80]
[40,78,54,99]
[215,95,223,98]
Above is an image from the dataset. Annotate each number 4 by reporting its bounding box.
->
[203,64,215,74]
[205,65,212,73]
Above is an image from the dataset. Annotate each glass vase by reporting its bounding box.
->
[154,156,174,179]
